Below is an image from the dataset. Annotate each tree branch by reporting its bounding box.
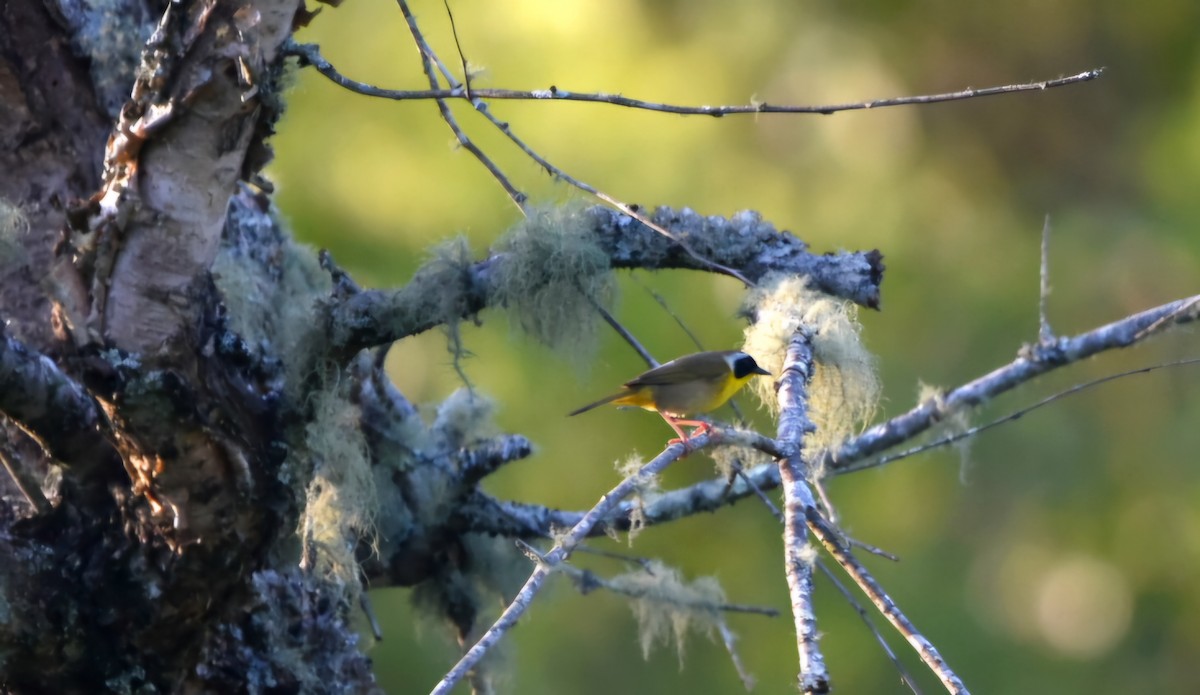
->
[808,509,967,693]
[774,328,829,693]
[329,205,883,354]
[824,292,1200,473]
[286,42,1101,117]
[429,433,719,695]
[461,293,1200,540]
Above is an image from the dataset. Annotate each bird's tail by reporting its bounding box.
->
[567,392,624,417]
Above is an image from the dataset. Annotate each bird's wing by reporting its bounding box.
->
[626,354,728,387]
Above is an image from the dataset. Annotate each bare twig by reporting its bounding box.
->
[441,0,472,100]
[816,561,922,695]
[430,432,714,695]
[394,0,527,211]
[573,544,657,573]
[717,619,757,691]
[284,43,1100,117]
[812,476,839,525]
[733,462,783,522]
[773,327,829,693]
[359,589,384,641]
[537,545,771,689]
[824,293,1200,473]
[1039,215,1053,343]
[389,20,752,286]
[593,301,659,368]
[639,279,707,351]
[471,347,1199,545]
[808,509,967,694]
[846,537,901,563]
[288,43,753,286]
[841,356,1200,475]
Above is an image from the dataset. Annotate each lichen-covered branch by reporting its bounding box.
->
[463,293,1200,542]
[328,205,884,354]
[430,433,716,695]
[824,292,1200,473]
[589,206,884,307]
[773,328,829,694]
[456,439,782,539]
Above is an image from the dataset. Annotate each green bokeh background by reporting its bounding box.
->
[272,2,1200,692]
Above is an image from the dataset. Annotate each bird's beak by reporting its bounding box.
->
[752,365,770,376]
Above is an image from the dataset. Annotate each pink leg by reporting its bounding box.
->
[659,414,712,453]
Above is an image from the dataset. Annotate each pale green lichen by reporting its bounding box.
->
[615,453,657,543]
[407,236,478,384]
[431,388,497,451]
[609,561,727,666]
[916,381,977,482]
[299,382,377,600]
[743,274,880,471]
[490,204,616,364]
[708,441,773,482]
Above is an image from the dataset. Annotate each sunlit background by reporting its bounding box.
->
[272,1,1200,692]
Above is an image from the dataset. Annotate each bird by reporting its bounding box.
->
[568,350,771,445]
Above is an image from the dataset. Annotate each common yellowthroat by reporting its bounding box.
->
[568,350,771,444]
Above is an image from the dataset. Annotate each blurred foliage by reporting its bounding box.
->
[271,0,1200,692]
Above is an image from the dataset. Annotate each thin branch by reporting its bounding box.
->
[441,0,472,100]
[812,476,839,525]
[388,22,739,283]
[593,300,659,368]
[1039,215,1053,342]
[807,509,968,694]
[639,279,707,351]
[733,462,783,522]
[359,589,384,642]
[285,38,1093,291]
[716,619,757,691]
[284,43,1100,117]
[824,293,1200,473]
[774,327,829,694]
[847,537,901,563]
[532,545,769,689]
[461,295,1200,540]
[816,561,922,695]
[839,356,1200,475]
[573,544,657,573]
[429,432,715,695]
[287,43,757,287]
[394,0,526,210]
